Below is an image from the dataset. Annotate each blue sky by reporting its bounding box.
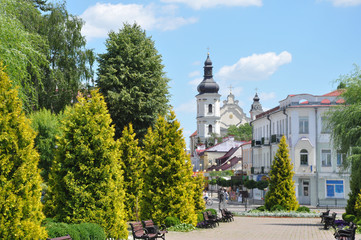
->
[66,0,361,148]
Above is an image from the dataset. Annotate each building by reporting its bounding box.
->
[251,90,350,206]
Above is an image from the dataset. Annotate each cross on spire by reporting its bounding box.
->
[207,47,210,55]
[229,85,233,94]
[255,87,259,93]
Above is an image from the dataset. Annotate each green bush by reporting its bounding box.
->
[343,214,356,223]
[168,223,196,232]
[342,213,348,220]
[45,222,106,240]
[165,217,180,227]
[256,206,266,211]
[205,208,217,215]
[296,206,310,212]
[270,205,285,212]
[197,212,204,223]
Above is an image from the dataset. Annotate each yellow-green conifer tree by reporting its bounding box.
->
[141,110,198,225]
[119,123,144,221]
[47,90,127,238]
[265,136,298,211]
[0,65,47,239]
[193,173,206,212]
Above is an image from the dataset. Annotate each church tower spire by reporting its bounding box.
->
[196,53,221,144]
[250,92,263,120]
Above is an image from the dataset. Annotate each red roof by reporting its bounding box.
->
[190,130,197,137]
[336,98,345,104]
[321,99,331,104]
[322,89,343,97]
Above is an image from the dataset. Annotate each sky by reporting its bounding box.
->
[65,0,361,148]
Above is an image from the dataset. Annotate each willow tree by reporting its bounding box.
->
[265,136,298,211]
[327,65,361,215]
[141,110,198,225]
[0,65,46,239]
[47,90,127,238]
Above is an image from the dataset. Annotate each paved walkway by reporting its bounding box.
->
[166,217,361,240]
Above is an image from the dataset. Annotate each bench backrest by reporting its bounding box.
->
[143,219,155,228]
[203,211,209,221]
[130,222,145,238]
[46,235,72,240]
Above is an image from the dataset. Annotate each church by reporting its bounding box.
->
[189,53,264,151]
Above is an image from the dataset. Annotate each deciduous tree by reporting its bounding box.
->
[97,23,170,139]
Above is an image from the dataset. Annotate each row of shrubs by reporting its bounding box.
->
[255,205,311,212]
[43,219,106,239]
[342,213,361,226]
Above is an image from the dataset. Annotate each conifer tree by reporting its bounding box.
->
[119,123,144,221]
[193,173,206,212]
[265,135,298,211]
[47,89,127,238]
[0,65,47,239]
[142,110,198,226]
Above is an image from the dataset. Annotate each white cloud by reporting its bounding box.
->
[81,3,198,40]
[188,71,201,78]
[217,51,292,81]
[323,0,361,6]
[161,0,262,9]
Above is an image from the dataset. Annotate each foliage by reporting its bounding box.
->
[209,170,233,177]
[165,217,181,227]
[193,174,206,212]
[168,223,196,232]
[343,214,356,223]
[205,208,217,215]
[141,110,198,226]
[0,65,47,239]
[45,222,106,240]
[270,204,285,212]
[326,65,361,216]
[244,179,257,189]
[30,108,62,182]
[256,180,269,190]
[38,1,95,113]
[226,123,252,141]
[256,206,266,211]
[97,23,170,139]
[0,0,48,111]
[265,136,299,211]
[47,90,127,238]
[209,179,217,185]
[296,206,310,213]
[118,123,144,221]
[354,189,361,219]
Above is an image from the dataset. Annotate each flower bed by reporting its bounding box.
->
[236,210,320,218]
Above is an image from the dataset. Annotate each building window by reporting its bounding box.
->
[299,117,309,134]
[208,104,212,113]
[300,149,308,165]
[337,151,345,166]
[321,116,331,133]
[326,180,344,198]
[322,149,332,166]
[208,124,213,134]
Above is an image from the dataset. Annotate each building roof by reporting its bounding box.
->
[190,130,197,137]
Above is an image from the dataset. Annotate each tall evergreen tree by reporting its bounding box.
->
[119,123,144,221]
[47,90,127,238]
[97,23,170,139]
[265,135,298,211]
[0,64,47,239]
[142,110,198,226]
[193,173,206,213]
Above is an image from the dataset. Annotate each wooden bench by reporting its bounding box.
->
[334,222,357,240]
[206,211,220,226]
[202,211,216,228]
[220,208,234,222]
[142,219,167,240]
[324,212,337,230]
[320,209,330,223]
[130,222,157,240]
[47,235,72,240]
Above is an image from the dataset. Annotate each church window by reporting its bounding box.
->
[299,117,309,134]
[208,104,212,113]
[208,124,213,134]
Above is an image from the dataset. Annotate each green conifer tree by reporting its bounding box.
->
[142,110,198,226]
[265,135,298,211]
[119,123,144,221]
[0,64,47,239]
[193,173,206,212]
[47,89,127,238]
